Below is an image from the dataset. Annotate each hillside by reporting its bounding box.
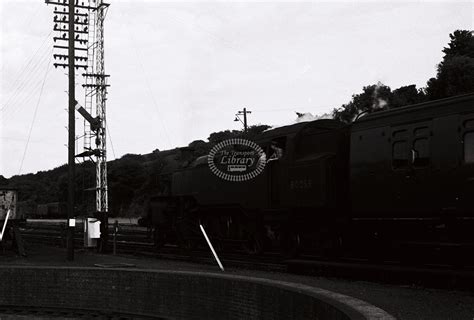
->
[0,125,269,217]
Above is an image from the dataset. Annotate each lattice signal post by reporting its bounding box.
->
[77,0,110,220]
[45,0,110,257]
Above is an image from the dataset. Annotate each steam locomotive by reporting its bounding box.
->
[144,93,474,261]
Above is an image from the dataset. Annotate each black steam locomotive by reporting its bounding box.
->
[144,93,474,261]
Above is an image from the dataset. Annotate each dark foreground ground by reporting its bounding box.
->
[1,244,473,320]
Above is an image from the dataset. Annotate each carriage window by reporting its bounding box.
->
[392,129,407,139]
[464,132,474,164]
[414,126,429,137]
[464,119,474,129]
[413,138,430,167]
[392,140,408,168]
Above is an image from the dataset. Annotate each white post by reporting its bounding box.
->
[200,224,225,271]
[0,209,11,241]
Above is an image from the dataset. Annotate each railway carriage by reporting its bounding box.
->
[349,93,474,259]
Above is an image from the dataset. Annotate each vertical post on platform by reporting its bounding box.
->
[200,224,225,272]
[67,0,76,261]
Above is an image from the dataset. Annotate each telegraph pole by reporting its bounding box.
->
[67,0,75,261]
[234,108,252,132]
[46,0,94,260]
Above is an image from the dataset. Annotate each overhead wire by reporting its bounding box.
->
[2,44,53,112]
[1,46,54,120]
[106,121,116,160]
[1,30,53,113]
[1,50,54,123]
[18,55,53,175]
[116,6,172,149]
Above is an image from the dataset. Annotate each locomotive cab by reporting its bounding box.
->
[281,119,349,211]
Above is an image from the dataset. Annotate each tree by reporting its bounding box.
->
[426,30,474,99]
[442,30,474,59]
[208,130,241,144]
[332,83,392,123]
[426,55,474,99]
[0,175,8,187]
[108,155,146,216]
[242,124,271,139]
[188,140,210,157]
[391,85,426,108]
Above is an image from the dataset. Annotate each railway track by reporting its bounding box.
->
[19,221,474,290]
[20,221,287,272]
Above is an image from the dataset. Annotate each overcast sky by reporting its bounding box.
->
[0,0,472,178]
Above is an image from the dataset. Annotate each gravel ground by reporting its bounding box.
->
[1,244,473,320]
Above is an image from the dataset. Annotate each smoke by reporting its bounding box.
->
[265,111,333,131]
[372,81,388,110]
[295,112,332,123]
[377,98,388,108]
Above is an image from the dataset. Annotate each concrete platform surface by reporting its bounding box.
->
[1,244,473,320]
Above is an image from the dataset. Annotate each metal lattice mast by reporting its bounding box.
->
[95,0,109,213]
[83,6,96,152]
[82,0,109,214]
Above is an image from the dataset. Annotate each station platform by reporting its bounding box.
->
[1,244,473,319]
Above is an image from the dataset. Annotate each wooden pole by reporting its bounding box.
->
[67,0,75,261]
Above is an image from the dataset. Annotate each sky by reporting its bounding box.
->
[0,0,473,178]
